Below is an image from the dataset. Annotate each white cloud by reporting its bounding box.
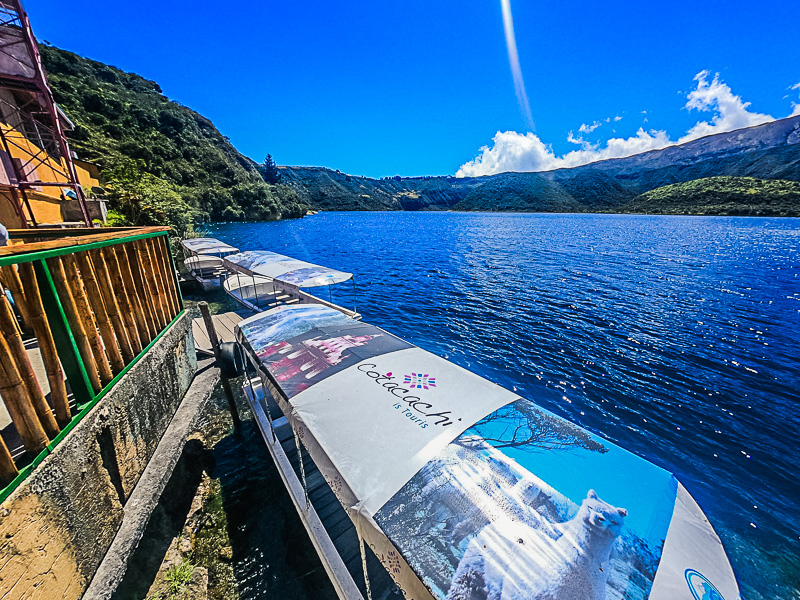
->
[567,131,595,149]
[578,121,602,134]
[791,82,800,116]
[456,127,671,177]
[677,70,773,143]
[456,71,783,177]
[614,115,623,122]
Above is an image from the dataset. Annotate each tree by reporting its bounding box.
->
[459,400,608,454]
[103,158,196,237]
[259,154,281,184]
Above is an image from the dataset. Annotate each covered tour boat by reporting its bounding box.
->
[181,237,241,287]
[223,250,360,319]
[232,304,741,600]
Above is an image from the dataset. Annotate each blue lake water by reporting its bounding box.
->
[208,212,800,600]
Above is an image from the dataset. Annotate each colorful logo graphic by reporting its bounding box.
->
[404,372,437,390]
[685,569,727,600]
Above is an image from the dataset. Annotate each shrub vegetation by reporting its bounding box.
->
[619,176,800,216]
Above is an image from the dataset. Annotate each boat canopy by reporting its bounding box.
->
[224,250,353,288]
[182,237,239,257]
[236,305,740,600]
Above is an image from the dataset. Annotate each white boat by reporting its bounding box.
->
[181,237,239,258]
[231,304,742,600]
[223,250,360,320]
[223,273,285,311]
[183,255,224,278]
[181,237,240,290]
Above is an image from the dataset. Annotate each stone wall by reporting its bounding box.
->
[0,312,196,599]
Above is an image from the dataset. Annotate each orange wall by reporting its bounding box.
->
[0,122,101,225]
[0,192,22,228]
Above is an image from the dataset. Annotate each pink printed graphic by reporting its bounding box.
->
[261,334,382,382]
[404,372,436,390]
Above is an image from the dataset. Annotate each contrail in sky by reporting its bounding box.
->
[501,0,534,129]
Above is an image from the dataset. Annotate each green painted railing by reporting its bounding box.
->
[0,226,184,502]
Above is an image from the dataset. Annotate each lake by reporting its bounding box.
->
[208,212,800,600]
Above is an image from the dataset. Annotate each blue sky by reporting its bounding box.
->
[28,0,800,178]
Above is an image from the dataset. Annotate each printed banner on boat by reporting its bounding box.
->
[288,347,520,516]
[373,399,681,600]
[237,306,740,600]
[238,305,412,397]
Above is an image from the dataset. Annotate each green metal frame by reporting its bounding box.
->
[0,230,184,503]
[0,229,170,267]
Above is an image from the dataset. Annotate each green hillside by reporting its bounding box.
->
[619,176,800,216]
[452,172,581,212]
[279,167,475,211]
[40,45,306,233]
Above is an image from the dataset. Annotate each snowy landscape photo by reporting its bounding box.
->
[375,399,676,600]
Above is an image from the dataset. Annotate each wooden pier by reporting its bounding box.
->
[191,311,252,356]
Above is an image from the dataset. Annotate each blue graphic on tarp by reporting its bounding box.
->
[375,399,678,600]
[686,569,728,600]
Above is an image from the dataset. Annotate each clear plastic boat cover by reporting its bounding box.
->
[181,237,239,256]
[236,305,741,600]
[224,250,353,288]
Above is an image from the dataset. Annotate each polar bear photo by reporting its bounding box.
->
[446,490,627,600]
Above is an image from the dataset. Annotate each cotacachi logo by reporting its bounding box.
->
[403,373,436,390]
[356,364,456,427]
[685,569,727,600]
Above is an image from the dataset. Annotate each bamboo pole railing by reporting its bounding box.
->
[0,434,18,486]
[0,291,59,439]
[72,251,125,374]
[125,244,160,336]
[114,245,156,343]
[149,238,173,321]
[47,256,103,393]
[152,236,180,318]
[61,254,115,385]
[0,330,49,453]
[17,262,71,425]
[99,246,144,355]
[0,226,184,498]
[135,240,167,329]
[0,265,32,330]
[86,249,135,364]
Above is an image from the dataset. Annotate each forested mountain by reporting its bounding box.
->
[282,116,800,215]
[40,45,306,234]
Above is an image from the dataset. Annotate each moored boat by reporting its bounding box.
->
[223,250,360,319]
[181,237,240,290]
[181,237,240,258]
[232,304,741,600]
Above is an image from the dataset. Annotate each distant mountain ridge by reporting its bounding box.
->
[282,115,800,215]
[547,115,800,176]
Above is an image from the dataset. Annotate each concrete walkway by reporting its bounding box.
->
[82,357,219,600]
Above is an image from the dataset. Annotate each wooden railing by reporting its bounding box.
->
[0,227,183,499]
